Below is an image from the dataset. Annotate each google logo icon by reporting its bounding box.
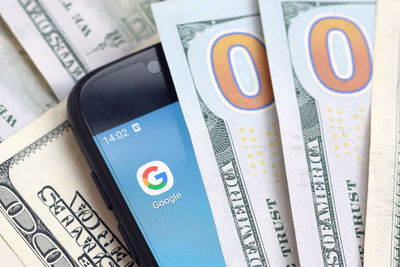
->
[137,161,174,195]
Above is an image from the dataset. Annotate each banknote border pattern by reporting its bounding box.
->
[17,0,88,82]
[291,70,345,266]
[0,121,79,266]
[176,15,270,267]
[391,36,400,266]
[9,121,69,168]
[281,2,364,266]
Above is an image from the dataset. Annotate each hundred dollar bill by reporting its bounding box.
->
[258,0,375,266]
[364,0,400,266]
[0,234,24,266]
[0,0,160,100]
[153,0,299,266]
[0,101,135,266]
[0,18,56,141]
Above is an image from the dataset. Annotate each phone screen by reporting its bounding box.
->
[93,101,225,266]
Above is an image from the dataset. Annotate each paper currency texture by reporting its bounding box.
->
[258,0,375,266]
[153,0,299,266]
[364,0,400,266]
[0,18,56,141]
[0,102,135,266]
[0,0,160,100]
[0,234,24,267]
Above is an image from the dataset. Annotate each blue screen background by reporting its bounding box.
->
[94,102,225,266]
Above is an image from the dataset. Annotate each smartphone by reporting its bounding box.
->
[67,44,225,266]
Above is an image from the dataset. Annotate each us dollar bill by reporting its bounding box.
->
[258,0,375,266]
[0,101,135,267]
[0,18,56,141]
[0,234,24,266]
[153,0,299,266]
[364,0,400,266]
[0,0,160,100]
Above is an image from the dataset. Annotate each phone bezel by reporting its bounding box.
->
[68,44,176,267]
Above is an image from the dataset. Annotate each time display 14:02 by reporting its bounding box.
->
[102,128,129,144]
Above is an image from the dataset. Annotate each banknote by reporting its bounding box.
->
[0,101,135,266]
[258,0,375,266]
[0,0,160,100]
[153,0,299,266]
[364,0,400,266]
[0,234,24,266]
[0,18,56,141]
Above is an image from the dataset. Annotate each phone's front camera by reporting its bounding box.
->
[147,60,161,74]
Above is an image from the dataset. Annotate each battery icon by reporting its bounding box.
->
[132,123,142,133]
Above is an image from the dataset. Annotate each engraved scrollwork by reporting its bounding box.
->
[0,184,36,234]
[282,3,316,28]
[10,121,69,168]
[0,121,77,266]
[33,232,73,266]
[87,30,126,56]
[178,22,213,49]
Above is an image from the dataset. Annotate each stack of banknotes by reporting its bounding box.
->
[0,0,397,266]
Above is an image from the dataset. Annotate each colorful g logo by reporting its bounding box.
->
[137,161,174,195]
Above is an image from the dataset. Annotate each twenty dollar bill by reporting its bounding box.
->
[259,0,375,266]
[153,0,299,266]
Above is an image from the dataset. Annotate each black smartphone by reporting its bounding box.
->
[67,44,225,266]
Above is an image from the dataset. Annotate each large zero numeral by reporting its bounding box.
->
[309,16,372,93]
[210,32,274,111]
